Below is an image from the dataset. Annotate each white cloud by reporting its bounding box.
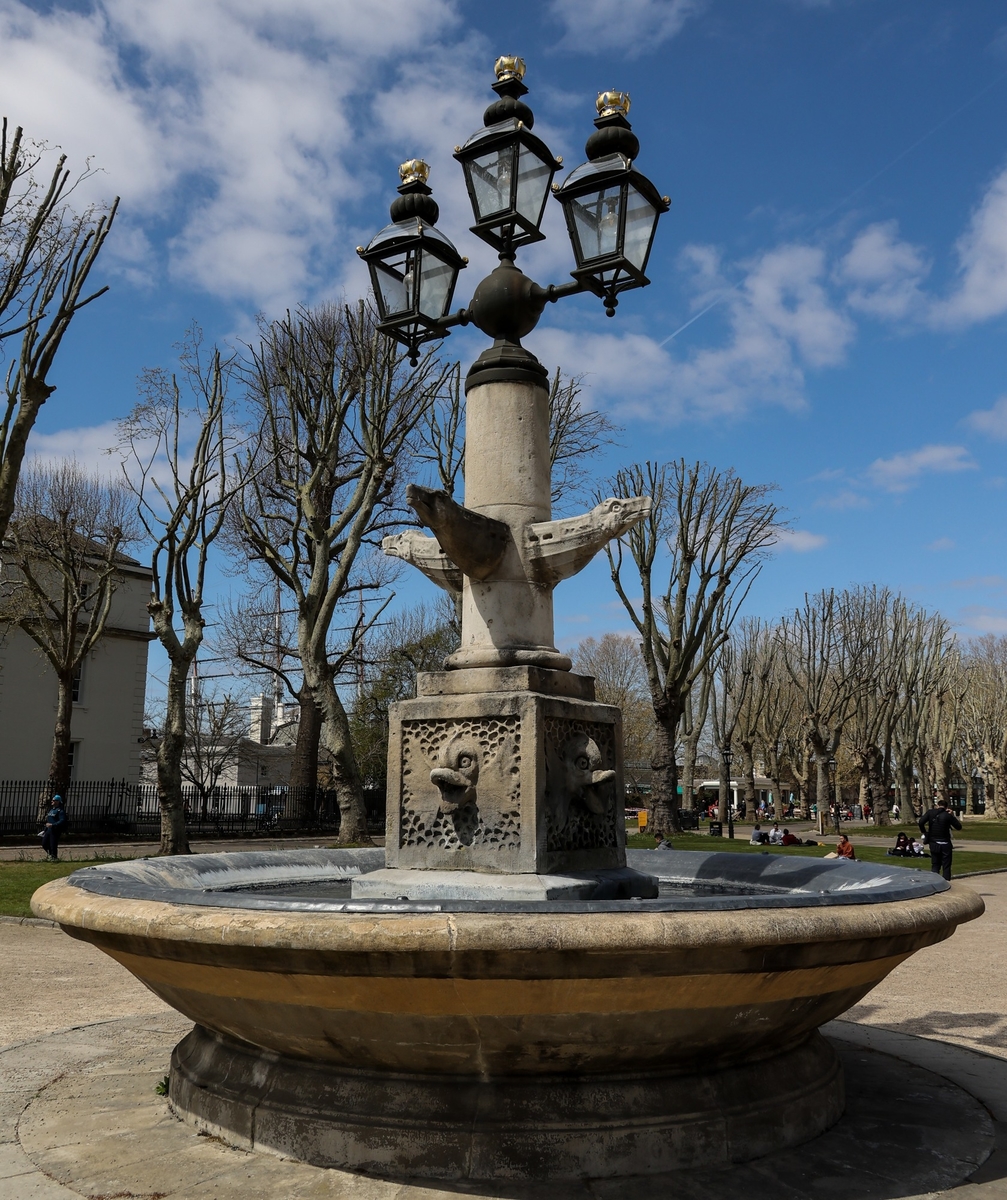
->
[957,607,1007,635]
[773,529,828,552]
[25,421,123,477]
[0,0,470,310]
[965,396,1007,440]
[816,489,870,510]
[532,239,853,421]
[927,537,955,552]
[838,221,929,320]
[548,0,701,55]
[866,444,977,493]
[932,163,1007,327]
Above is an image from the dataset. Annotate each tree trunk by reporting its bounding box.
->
[158,654,192,855]
[47,669,74,798]
[309,661,371,844]
[740,740,756,818]
[288,683,322,817]
[933,751,952,809]
[892,758,914,826]
[681,734,698,812]
[919,751,935,816]
[650,717,680,835]
[717,756,730,825]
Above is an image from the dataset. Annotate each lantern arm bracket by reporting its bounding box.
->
[539,279,588,304]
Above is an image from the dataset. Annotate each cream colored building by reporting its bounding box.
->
[0,558,152,782]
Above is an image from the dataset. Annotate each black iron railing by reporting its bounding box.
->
[0,780,386,840]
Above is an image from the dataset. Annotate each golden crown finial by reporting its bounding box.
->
[494,55,526,83]
[596,90,631,119]
[398,159,430,186]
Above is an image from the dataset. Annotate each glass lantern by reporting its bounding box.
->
[358,161,466,363]
[553,92,669,315]
[454,58,561,254]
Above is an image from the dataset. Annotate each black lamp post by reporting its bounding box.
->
[359,57,669,371]
[722,746,734,840]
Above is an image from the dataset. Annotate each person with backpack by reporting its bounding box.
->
[41,795,68,861]
[919,797,962,881]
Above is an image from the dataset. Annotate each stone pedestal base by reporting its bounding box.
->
[169,1025,845,1181]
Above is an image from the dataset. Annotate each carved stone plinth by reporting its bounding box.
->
[383,667,625,875]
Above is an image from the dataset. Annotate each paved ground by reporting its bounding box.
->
[0,834,384,861]
[3,875,1007,1198]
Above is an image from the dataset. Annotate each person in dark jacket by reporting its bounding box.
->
[919,798,962,880]
[41,795,68,861]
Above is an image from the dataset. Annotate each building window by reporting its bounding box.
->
[67,741,80,780]
[72,661,83,703]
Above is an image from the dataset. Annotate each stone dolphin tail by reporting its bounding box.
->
[525,496,653,586]
[429,734,480,814]
[381,531,463,596]
[405,484,509,581]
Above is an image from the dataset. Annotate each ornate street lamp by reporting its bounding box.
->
[553,90,670,316]
[357,159,467,365]
[360,59,669,379]
[454,57,562,254]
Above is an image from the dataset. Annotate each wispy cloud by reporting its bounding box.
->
[865,444,977,493]
[837,221,929,320]
[547,0,701,55]
[927,537,955,552]
[773,529,828,552]
[931,163,1007,327]
[965,396,1007,440]
[957,606,1007,634]
[815,488,870,511]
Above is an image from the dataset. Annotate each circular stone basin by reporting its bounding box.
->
[32,849,983,1182]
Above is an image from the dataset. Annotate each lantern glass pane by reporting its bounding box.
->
[623,185,657,270]
[372,248,417,317]
[418,252,455,320]
[515,143,552,224]
[467,147,514,219]
[570,184,624,263]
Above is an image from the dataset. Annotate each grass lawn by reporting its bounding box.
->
[0,859,117,919]
[847,820,1007,841]
[626,832,1007,875]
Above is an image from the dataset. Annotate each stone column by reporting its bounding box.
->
[447,374,569,671]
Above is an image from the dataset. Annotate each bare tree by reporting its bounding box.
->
[571,633,654,781]
[960,635,1007,819]
[0,120,118,545]
[607,460,783,835]
[926,640,967,810]
[679,665,713,813]
[756,628,798,818]
[710,638,750,823]
[179,688,249,816]
[0,460,138,801]
[117,330,241,855]
[235,302,447,844]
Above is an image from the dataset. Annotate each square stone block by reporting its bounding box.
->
[385,680,626,875]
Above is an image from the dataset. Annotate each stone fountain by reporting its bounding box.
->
[32,60,983,1185]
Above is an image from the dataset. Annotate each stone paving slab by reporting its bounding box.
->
[1,1013,1000,1200]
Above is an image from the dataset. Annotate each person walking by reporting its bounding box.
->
[919,797,962,881]
[41,795,68,861]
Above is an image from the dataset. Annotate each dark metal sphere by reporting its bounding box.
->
[467,260,546,342]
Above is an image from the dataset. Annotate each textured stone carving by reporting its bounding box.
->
[381,531,462,596]
[400,717,521,852]
[545,717,619,853]
[525,496,653,586]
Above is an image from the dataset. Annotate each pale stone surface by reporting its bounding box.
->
[385,685,624,874]
[417,665,595,699]
[350,866,656,901]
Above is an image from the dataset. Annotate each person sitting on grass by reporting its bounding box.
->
[909,836,926,857]
[887,832,911,857]
[653,831,672,851]
[836,833,856,860]
[768,822,784,845]
[781,828,800,846]
[750,823,769,846]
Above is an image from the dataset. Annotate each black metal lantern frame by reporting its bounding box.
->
[360,63,669,380]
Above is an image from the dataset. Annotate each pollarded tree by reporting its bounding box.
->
[0,120,118,545]
[571,633,654,783]
[235,302,449,844]
[607,460,782,836]
[0,460,138,801]
[960,635,1007,819]
[117,330,243,855]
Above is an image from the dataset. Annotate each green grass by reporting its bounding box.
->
[0,859,117,918]
[626,831,1007,875]
[845,820,1007,841]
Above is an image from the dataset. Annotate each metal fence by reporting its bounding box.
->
[0,780,386,841]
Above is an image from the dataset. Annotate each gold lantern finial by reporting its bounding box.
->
[494,56,526,83]
[596,90,631,119]
[398,159,430,187]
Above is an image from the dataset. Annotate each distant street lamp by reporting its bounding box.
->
[722,745,735,840]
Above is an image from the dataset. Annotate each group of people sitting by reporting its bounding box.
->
[887,831,926,858]
[750,822,814,847]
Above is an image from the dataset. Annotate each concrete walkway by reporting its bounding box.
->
[3,876,1007,1198]
[0,834,384,861]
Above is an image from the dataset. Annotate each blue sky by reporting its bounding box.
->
[4,0,1007,681]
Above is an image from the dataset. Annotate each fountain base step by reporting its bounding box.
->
[169,1024,844,1181]
[349,865,659,901]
